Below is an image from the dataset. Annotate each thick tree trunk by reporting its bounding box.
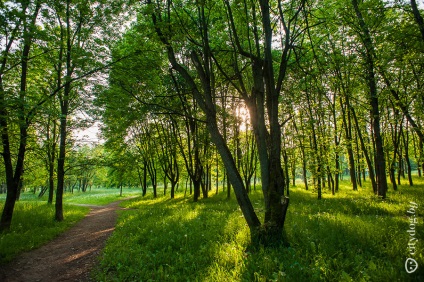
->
[170,181,176,199]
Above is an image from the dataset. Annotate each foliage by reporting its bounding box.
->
[94,178,424,281]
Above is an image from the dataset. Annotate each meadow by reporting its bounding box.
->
[0,180,423,281]
[94,179,423,282]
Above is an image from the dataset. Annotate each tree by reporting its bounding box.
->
[349,0,388,198]
[142,0,313,244]
[54,0,131,221]
[0,0,42,232]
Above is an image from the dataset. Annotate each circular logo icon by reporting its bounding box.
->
[405,258,418,274]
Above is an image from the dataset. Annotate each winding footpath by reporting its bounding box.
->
[0,199,132,282]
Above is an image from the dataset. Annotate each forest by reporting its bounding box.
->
[0,0,424,281]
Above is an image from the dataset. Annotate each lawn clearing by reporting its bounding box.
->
[95,179,424,281]
[62,187,144,205]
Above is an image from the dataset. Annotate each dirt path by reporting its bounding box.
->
[0,199,132,282]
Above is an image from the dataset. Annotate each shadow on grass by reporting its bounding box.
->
[240,186,424,282]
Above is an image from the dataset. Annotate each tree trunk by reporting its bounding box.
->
[47,120,57,204]
[55,100,68,221]
[351,0,387,198]
[142,161,147,196]
[403,125,413,186]
[55,0,72,221]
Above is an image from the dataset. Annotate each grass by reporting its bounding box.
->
[0,187,143,265]
[0,181,423,281]
[62,187,143,205]
[94,178,424,282]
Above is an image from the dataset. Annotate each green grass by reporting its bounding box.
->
[0,202,89,264]
[62,187,143,205]
[94,178,424,282]
[0,187,143,265]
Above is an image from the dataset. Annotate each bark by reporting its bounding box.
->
[351,0,388,198]
[55,93,68,221]
[159,35,261,236]
[55,0,73,221]
[412,130,422,177]
[171,78,204,202]
[136,164,144,195]
[241,126,257,193]
[142,161,147,196]
[355,139,362,188]
[47,118,57,204]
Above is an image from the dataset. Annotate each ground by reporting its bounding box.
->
[0,200,127,282]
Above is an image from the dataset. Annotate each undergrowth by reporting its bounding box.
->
[95,178,424,281]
